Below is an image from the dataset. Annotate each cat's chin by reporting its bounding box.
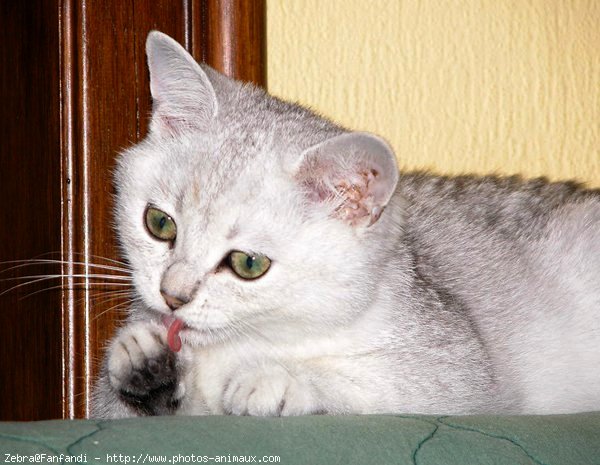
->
[177,322,238,348]
[151,311,237,348]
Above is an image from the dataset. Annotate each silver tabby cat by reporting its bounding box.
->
[91,31,600,418]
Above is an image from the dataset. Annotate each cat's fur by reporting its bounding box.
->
[91,32,600,418]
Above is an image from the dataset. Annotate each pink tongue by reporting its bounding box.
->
[163,317,184,352]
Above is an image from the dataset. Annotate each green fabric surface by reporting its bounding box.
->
[1,414,599,465]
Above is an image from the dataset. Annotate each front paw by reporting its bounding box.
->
[223,364,321,416]
[107,321,181,415]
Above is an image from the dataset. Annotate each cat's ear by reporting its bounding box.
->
[293,132,399,227]
[146,31,217,136]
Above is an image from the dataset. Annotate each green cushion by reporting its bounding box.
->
[1,414,599,464]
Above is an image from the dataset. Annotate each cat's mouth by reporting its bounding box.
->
[161,314,231,350]
[161,315,185,352]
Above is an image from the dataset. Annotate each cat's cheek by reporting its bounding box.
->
[131,265,169,312]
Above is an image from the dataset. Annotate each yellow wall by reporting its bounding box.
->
[267,0,600,187]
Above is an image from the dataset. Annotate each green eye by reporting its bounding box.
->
[228,251,271,280]
[145,206,177,241]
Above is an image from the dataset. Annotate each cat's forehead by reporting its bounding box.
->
[137,132,285,217]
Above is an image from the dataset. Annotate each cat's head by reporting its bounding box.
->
[115,31,399,346]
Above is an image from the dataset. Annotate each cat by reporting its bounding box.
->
[91,31,600,418]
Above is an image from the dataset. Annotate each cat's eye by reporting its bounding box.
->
[145,206,177,242]
[227,251,271,280]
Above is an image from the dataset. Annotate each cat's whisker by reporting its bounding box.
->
[88,255,129,267]
[0,259,132,275]
[88,289,134,299]
[32,251,130,268]
[93,296,144,321]
[14,282,133,301]
[73,292,131,310]
[86,254,130,268]
[84,291,134,308]
[0,277,70,297]
[0,273,132,283]
[230,319,290,367]
[1,275,132,296]
[1,278,131,298]
[227,325,258,361]
[86,288,134,299]
[93,301,133,320]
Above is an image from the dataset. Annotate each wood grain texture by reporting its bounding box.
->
[60,0,140,419]
[1,0,266,420]
[203,0,267,85]
[0,0,63,421]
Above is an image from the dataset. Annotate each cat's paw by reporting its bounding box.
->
[107,321,181,415]
[222,364,321,416]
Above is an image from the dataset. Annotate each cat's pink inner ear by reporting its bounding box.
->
[296,133,399,228]
[332,168,385,226]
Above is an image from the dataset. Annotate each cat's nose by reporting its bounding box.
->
[160,260,199,310]
[160,289,190,311]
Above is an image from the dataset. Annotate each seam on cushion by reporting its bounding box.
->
[438,416,548,465]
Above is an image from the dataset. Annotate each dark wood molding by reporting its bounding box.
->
[0,0,266,421]
[202,0,267,86]
[0,0,63,421]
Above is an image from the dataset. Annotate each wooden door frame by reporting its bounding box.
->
[0,0,266,420]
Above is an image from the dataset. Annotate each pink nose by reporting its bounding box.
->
[160,289,189,310]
